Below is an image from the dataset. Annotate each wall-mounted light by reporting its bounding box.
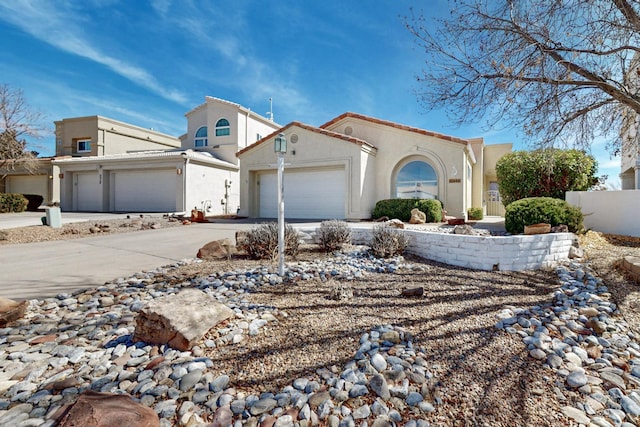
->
[274,133,287,153]
[176,168,183,175]
[59,173,64,179]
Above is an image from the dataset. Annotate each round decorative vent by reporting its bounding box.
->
[290,134,299,143]
[344,126,353,135]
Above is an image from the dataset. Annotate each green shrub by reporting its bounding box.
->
[240,222,300,260]
[504,197,583,234]
[496,149,599,206]
[372,199,443,222]
[318,220,352,252]
[369,224,411,258]
[467,207,483,220]
[0,193,28,213]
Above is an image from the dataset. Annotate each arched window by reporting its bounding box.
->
[195,126,208,147]
[215,118,230,136]
[396,160,438,199]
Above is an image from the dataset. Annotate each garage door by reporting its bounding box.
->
[113,170,177,212]
[259,168,345,219]
[74,173,100,211]
[6,175,48,200]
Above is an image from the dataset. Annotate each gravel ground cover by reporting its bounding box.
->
[1,220,639,426]
[0,214,185,245]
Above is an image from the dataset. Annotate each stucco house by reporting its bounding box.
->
[44,98,279,214]
[237,112,511,220]
[2,96,510,218]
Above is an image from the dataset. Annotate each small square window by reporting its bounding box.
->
[77,140,91,153]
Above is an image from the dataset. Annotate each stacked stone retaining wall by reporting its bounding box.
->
[299,227,574,272]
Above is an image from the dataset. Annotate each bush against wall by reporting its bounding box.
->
[0,193,28,213]
[372,199,443,222]
[504,197,583,234]
[467,207,483,220]
[496,149,599,206]
[370,224,410,258]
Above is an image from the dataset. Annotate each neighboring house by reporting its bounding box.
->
[237,112,511,220]
[0,158,59,205]
[52,100,280,214]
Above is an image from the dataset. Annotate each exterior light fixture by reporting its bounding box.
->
[274,133,287,153]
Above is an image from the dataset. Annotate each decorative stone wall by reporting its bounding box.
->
[299,227,575,272]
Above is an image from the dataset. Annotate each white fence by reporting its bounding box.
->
[566,190,640,237]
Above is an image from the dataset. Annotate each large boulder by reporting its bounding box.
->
[0,297,28,327]
[134,289,234,351]
[409,208,426,224]
[56,390,159,427]
[197,239,234,260]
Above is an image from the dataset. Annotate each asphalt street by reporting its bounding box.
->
[0,222,255,300]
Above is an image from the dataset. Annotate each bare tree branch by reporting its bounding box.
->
[404,0,640,153]
[0,84,45,176]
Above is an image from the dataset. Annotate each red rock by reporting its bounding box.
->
[29,334,57,344]
[197,239,234,260]
[0,297,28,327]
[260,416,277,427]
[55,390,159,427]
[210,405,233,427]
[145,356,165,370]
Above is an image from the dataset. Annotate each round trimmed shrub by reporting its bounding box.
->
[467,207,483,220]
[504,197,583,234]
[372,198,443,222]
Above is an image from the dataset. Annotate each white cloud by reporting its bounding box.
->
[0,1,188,104]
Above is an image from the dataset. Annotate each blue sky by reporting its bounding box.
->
[0,0,621,187]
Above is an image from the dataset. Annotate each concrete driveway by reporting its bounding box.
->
[0,221,258,301]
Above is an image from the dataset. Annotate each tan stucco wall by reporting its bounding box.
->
[54,116,180,157]
[184,97,280,165]
[237,126,374,219]
[0,159,60,204]
[324,117,472,218]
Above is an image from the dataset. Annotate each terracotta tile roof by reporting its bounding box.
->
[319,112,470,145]
[236,121,376,157]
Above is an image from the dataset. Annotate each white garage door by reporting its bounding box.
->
[75,173,100,211]
[6,175,48,200]
[259,168,345,219]
[113,170,177,212]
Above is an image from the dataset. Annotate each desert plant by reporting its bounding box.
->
[0,193,28,213]
[318,220,352,252]
[504,197,583,234]
[467,207,483,220]
[369,224,411,258]
[372,198,442,222]
[240,222,300,260]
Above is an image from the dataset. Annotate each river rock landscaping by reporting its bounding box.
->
[0,225,639,426]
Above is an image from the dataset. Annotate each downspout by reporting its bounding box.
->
[182,155,189,214]
[245,109,249,150]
